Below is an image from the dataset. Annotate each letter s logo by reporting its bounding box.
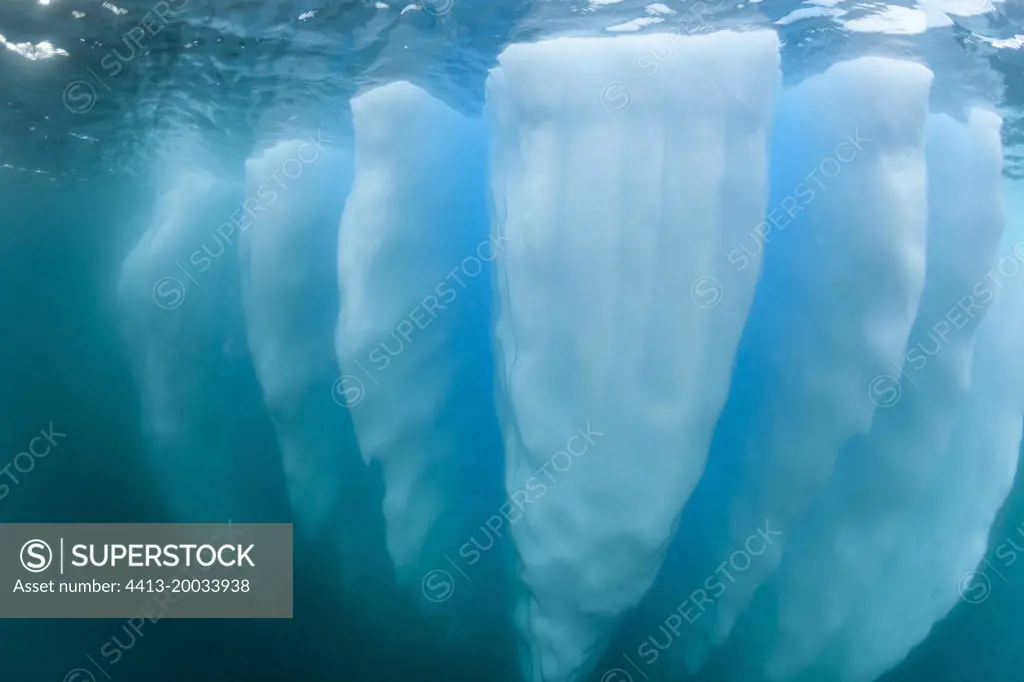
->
[21,539,52,573]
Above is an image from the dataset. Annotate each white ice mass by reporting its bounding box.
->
[815,109,1020,682]
[486,29,780,682]
[115,24,1024,682]
[741,104,1009,682]
[117,168,255,522]
[675,55,934,677]
[238,134,385,589]
[335,80,505,608]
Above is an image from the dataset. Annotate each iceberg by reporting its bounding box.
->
[753,103,999,682]
[598,54,935,682]
[238,132,388,590]
[806,109,1019,682]
[335,80,515,666]
[116,167,289,522]
[486,29,780,682]
[104,25,1024,682]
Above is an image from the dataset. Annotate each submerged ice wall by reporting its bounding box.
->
[736,104,1008,682]
[117,166,289,523]
[334,80,516,674]
[586,49,1019,682]
[114,24,1024,682]
[810,111,1019,682]
[486,29,780,682]
[241,134,354,533]
[336,80,502,585]
[695,79,1018,682]
[238,132,391,592]
[675,55,933,677]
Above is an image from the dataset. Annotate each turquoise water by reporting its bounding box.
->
[2,1,1024,682]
